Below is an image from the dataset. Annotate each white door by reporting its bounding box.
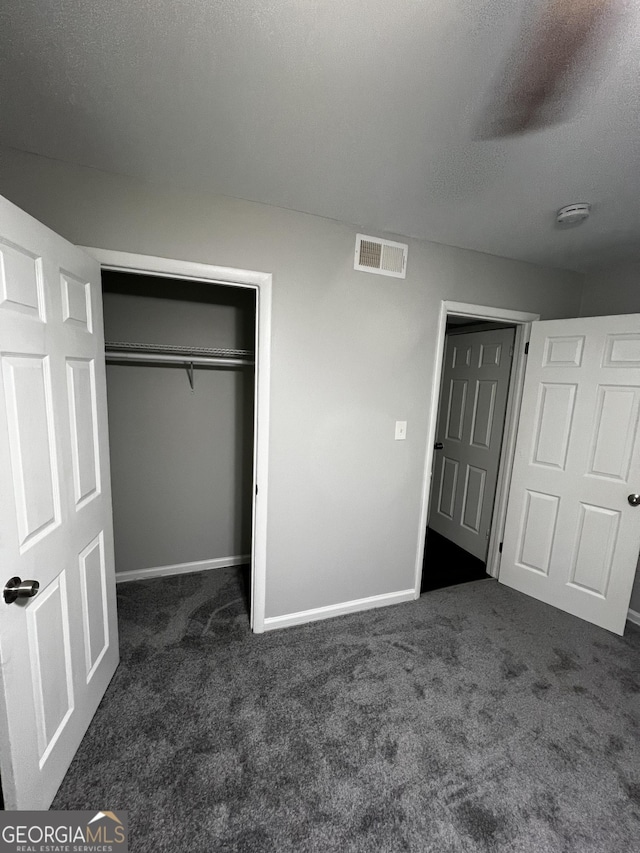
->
[429,327,515,560]
[0,196,119,808]
[500,315,640,635]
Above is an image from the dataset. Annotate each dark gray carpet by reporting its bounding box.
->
[53,569,640,853]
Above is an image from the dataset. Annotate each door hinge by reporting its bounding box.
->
[255,485,259,496]
[524,342,529,355]
[499,542,503,553]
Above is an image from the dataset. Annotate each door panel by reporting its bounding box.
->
[517,489,559,575]
[61,271,93,332]
[500,315,640,634]
[66,358,101,507]
[588,386,640,479]
[0,195,119,808]
[78,533,110,681]
[2,354,61,547]
[27,573,75,765]
[429,327,515,560]
[531,383,577,469]
[0,239,46,318]
[603,333,640,366]
[461,465,486,533]
[470,380,497,447]
[438,457,458,519]
[446,379,467,440]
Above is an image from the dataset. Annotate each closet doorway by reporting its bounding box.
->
[87,248,272,632]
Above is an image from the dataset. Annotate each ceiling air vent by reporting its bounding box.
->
[354,234,408,279]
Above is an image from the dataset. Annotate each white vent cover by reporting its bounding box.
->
[354,234,408,279]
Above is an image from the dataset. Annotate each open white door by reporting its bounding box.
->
[430,327,515,560]
[0,196,119,808]
[500,314,640,634]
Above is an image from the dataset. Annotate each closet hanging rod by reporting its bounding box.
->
[105,352,253,367]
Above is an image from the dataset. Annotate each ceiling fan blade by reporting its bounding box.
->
[477,0,619,138]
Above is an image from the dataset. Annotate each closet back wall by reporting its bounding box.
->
[102,273,255,576]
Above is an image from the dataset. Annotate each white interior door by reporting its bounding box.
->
[0,196,119,808]
[500,314,640,635]
[429,326,515,560]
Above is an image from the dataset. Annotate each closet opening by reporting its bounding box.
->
[101,269,257,624]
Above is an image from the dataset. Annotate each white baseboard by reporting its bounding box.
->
[263,588,416,631]
[627,608,640,628]
[116,554,250,584]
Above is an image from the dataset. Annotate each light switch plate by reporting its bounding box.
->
[395,420,407,440]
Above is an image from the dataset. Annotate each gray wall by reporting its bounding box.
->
[581,261,640,614]
[103,274,255,574]
[580,262,640,317]
[0,146,583,619]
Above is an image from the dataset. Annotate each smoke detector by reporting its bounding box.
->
[556,203,591,227]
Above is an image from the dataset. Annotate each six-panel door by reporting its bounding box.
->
[499,315,640,634]
[429,327,515,560]
[0,195,119,808]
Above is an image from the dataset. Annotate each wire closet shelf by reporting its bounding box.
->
[104,341,254,389]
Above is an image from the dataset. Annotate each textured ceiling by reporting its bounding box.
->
[1,0,639,272]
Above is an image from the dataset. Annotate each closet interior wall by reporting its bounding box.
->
[102,272,256,578]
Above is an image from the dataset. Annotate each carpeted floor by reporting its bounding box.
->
[53,569,640,853]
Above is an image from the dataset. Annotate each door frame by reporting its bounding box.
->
[82,248,272,633]
[413,301,539,596]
